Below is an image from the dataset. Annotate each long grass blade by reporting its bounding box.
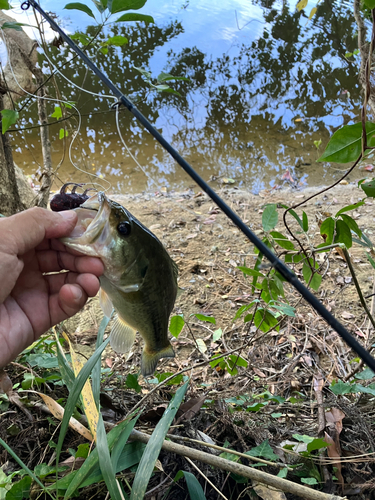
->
[97,414,126,500]
[54,329,75,390]
[182,471,207,500]
[111,414,139,471]
[0,437,56,500]
[130,381,189,500]
[61,417,136,498]
[93,315,112,408]
[55,337,110,476]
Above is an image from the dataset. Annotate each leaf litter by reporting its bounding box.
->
[2,184,375,498]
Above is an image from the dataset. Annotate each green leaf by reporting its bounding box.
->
[302,211,308,232]
[233,302,257,321]
[320,217,335,245]
[51,106,62,120]
[91,0,107,12]
[355,367,375,380]
[301,477,318,485]
[334,219,352,248]
[182,471,206,500]
[105,35,128,46]
[310,272,322,291]
[318,122,375,163]
[64,3,96,18]
[364,0,375,8]
[277,468,288,478]
[229,355,248,368]
[335,200,365,216]
[125,373,142,393]
[339,214,362,238]
[116,13,154,23]
[0,1,10,9]
[237,266,265,278]
[330,379,352,395]
[134,66,152,79]
[111,0,147,14]
[246,440,279,461]
[366,252,375,270]
[97,415,123,500]
[157,72,189,82]
[1,110,19,134]
[213,328,223,342]
[130,382,189,500]
[270,231,295,250]
[360,178,375,198]
[262,204,278,231]
[254,309,278,333]
[194,313,216,324]
[5,476,32,500]
[169,315,185,337]
[59,128,68,139]
[2,22,31,31]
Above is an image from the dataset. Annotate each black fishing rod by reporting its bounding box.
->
[21,0,375,372]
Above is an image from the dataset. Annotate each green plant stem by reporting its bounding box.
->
[342,246,375,331]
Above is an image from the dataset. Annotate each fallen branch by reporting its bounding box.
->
[129,429,347,500]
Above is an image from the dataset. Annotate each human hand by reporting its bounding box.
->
[0,207,104,368]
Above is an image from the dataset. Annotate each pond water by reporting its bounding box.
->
[9,0,362,194]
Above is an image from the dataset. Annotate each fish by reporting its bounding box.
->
[61,192,178,377]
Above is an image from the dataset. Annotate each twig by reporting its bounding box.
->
[342,247,375,331]
[128,429,347,500]
[164,433,292,470]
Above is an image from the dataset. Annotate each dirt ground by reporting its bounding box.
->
[2,181,375,499]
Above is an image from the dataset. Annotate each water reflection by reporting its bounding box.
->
[11,0,361,194]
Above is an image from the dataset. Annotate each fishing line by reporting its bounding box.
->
[0,21,111,192]
[20,0,375,373]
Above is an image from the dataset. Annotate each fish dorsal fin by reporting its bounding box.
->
[99,288,113,318]
[110,315,136,354]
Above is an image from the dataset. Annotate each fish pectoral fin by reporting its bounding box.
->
[117,283,141,293]
[110,315,136,354]
[141,343,175,377]
[99,288,113,318]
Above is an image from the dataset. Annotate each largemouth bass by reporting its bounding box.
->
[62,192,178,376]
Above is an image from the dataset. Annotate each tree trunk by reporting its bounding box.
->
[0,91,24,216]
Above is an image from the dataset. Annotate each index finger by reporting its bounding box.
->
[0,207,77,256]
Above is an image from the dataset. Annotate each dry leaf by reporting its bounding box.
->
[0,369,12,394]
[253,482,287,500]
[325,408,345,435]
[341,311,355,320]
[324,431,344,489]
[196,338,207,354]
[313,374,325,393]
[63,333,98,441]
[37,392,93,441]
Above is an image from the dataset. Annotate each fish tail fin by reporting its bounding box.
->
[141,343,175,377]
[110,315,136,353]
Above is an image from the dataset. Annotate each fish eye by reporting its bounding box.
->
[117,221,131,237]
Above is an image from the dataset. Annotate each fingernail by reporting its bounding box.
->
[59,210,76,222]
[71,286,83,301]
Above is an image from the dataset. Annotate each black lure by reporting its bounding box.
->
[50,183,96,212]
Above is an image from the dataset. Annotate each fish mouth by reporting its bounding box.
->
[62,192,112,257]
